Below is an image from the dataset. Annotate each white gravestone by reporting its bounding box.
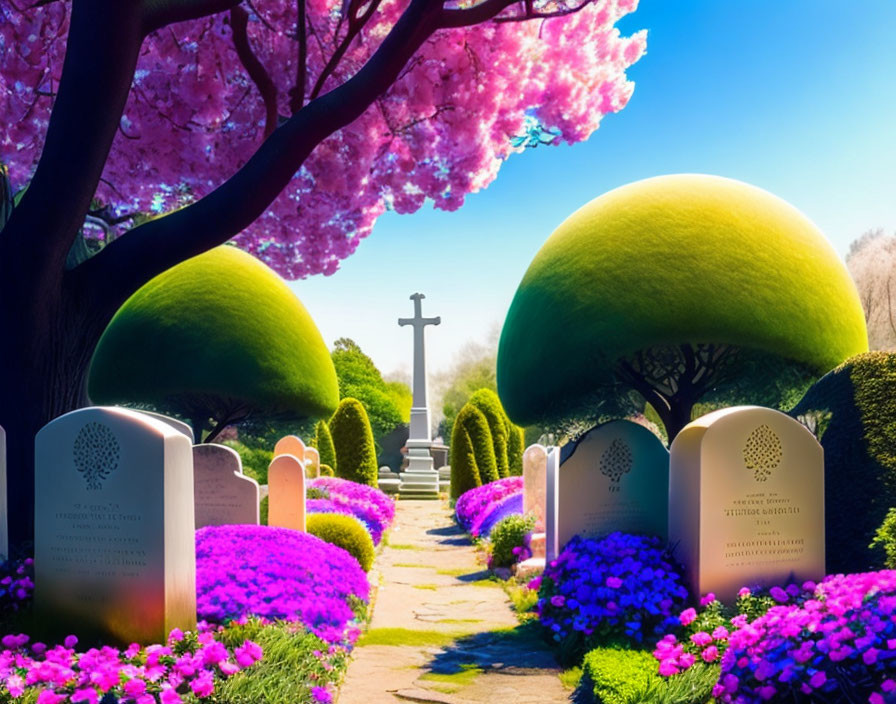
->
[193,444,259,528]
[546,420,669,562]
[138,411,195,444]
[268,454,306,531]
[304,447,321,479]
[669,406,825,603]
[523,444,548,532]
[34,407,196,644]
[274,435,305,463]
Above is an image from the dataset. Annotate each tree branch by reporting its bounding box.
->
[0,0,143,286]
[229,6,279,138]
[78,0,453,305]
[438,0,518,28]
[142,0,242,35]
[289,0,309,113]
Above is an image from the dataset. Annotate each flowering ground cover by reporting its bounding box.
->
[308,477,395,546]
[454,477,523,532]
[196,525,369,646]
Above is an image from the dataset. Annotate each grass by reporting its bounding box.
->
[420,663,484,688]
[435,567,474,577]
[388,543,422,551]
[559,666,583,690]
[393,562,430,568]
[470,577,501,588]
[413,584,438,591]
[502,581,539,620]
[357,628,472,648]
[436,618,482,624]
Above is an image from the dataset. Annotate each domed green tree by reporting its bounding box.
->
[89,246,338,442]
[329,398,378,487]
[468,389,510,478]
[314,419,338,474]
[790,352,896,573]
[498,175,868,441]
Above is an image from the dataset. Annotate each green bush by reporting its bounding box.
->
[314,420,337,474]
[450,420,481,499]
[329,398,378,487]
[871,507,896,568]
[490,514,534,568]
[259,495,268,526]
[223,439,273,484]
[319,463,334,477]
[307,486,330,500]
[458,403,499,484]
[507,423,524,475]
[306,513,375,572]
[468,389,510,478]
[790,351,896,572]
[582,648,717,704]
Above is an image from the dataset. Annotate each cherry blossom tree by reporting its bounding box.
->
[0,0,644,548]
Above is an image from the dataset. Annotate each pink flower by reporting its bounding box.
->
[70,688,97,704]
[6,674,25,697]
[124,678,147,697]
[233,641,263,669]
[36,691,68,704]
[189,671,215,698]
[63,637,78,650]
[701,645,719,663]
[679,608,697,626]
[159,687,182,704]
[690,631,712,647]
[699,593,716,606]
[606,576,623,589]
[167,629,184,644]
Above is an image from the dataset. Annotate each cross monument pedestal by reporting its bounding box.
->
[397,293,441,499]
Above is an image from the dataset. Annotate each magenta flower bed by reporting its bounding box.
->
[308,477,394,545]
[196,525,369,644]
[455,477,523,531]
[0,627,260,703]
[470,492,523,538]
[708,571,896,703]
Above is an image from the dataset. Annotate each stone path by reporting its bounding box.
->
[338,500,569,704]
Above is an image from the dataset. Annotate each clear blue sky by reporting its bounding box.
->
[290,0,896,382]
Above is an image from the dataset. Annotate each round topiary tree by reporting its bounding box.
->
[89,246,339,442]
[329,398,378,487]
[498,174,869,441]
[450,416,481,500]
[314,420,338,474]
[306,513,375,572]
[790,352,896,573]
[468,389,510,478]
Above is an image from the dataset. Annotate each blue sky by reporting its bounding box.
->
[290,0,896,382]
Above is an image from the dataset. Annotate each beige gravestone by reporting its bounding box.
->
[546,420,669,562]
[274,435,305,463]
[523,444,548,532]
[193,444,260,528]
[268,454,306,531]
[34,407,196,645]
[304,447,321,479]
[669,406,825,603]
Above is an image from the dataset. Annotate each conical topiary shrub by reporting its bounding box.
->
[450,419,481,499]
[329,398,378,487]
[468,389,510,478]
[455,403,498,485]
[315,419,337,474]
[507,423,524,475]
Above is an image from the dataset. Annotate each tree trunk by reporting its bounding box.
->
[0,269,115,554]
[652,398,695,445]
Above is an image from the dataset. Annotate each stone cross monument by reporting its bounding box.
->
[398,293,441,498]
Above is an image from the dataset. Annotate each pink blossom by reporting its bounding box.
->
[679,608,697,626]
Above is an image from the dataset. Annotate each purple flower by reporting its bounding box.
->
[455,477,523,530]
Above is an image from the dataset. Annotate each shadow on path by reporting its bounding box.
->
[425,623,560,676]
[426,525,465,537]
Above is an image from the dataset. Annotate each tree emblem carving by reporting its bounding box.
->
[742,424,782,482]
[600,438,632,483]
[73,422,120,490]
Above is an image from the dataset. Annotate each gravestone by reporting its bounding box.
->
[193,444,260,528]
[34,407,196,644]
[138,411,195,444]
[669,406,825,603]
[304,447,321,479]
[268,454,306,531]
[274,435,305,462]
[523,444,548,532]
[546,420,669,562]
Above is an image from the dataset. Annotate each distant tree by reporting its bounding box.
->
[89,246,338,441]
[847,229,896,350]
[433,332,498,440]
[331,338,411,441]
[499,175,868,442]
[329,397,378,487]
